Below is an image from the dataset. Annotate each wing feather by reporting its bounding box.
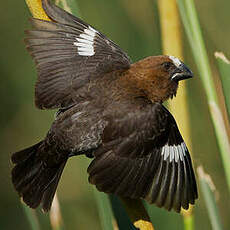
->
[88,103,198,212]
[25,0,131,109]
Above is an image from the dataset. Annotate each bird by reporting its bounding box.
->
[11,0,198,213]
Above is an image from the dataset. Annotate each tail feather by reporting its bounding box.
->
[11,142,42,164]
[41,161,66,212]
[11,141,67,211]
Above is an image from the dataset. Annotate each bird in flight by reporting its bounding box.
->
[11,0,198,213]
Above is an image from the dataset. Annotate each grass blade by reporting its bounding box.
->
[197,167,223,230]
[120,197,154,230]
[177,0,230,195]
[55,0,81,16]
[50,194,64,230]
[183,213,194,230]
[215,52,230,118]
[157,1,195,228]
[93,189,114,230]
[25,0,50,20]
[21,202,40,230]
[109,195,137,230]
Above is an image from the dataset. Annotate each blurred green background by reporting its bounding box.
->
[1,0,230,229]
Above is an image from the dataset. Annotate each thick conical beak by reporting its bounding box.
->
[171,63,193,81]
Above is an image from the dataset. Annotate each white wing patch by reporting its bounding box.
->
[161,142,187,162]
[169,55,182,68]
[73,26,97,56]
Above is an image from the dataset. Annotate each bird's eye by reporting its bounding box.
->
[162,62,173,71]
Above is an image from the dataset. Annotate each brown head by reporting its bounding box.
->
[124,55,193,103]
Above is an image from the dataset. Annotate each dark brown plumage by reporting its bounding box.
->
[11,0,197,213]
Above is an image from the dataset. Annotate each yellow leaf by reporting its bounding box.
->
[158,0,194,217]
[25,0,50,21]
[121,198,154,230]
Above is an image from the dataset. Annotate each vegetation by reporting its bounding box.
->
[1,0,230,229]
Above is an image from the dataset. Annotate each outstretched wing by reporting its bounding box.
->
[88,103,198,212]
[25,0,131,109]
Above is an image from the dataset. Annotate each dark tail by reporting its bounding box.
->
[11,141,67,212]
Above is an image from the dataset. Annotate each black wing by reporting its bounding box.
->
[25,0,131,109]
[88,103,198,212]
